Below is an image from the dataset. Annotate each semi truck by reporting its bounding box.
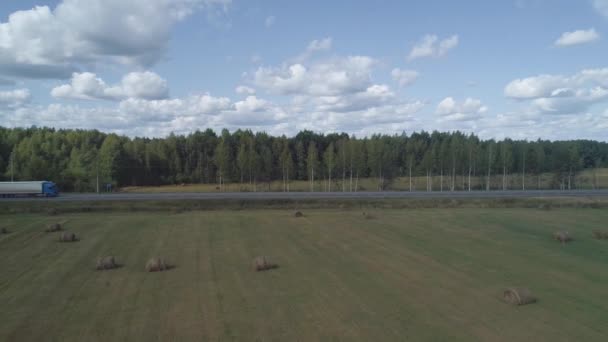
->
[0,181,59,198]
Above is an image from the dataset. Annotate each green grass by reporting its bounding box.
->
[120,168,608,193]
[1,208,608,341]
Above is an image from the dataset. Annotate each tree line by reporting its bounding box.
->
[0,126,606,192]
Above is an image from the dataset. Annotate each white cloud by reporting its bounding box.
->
[554,28,599,46]
[253,56,375,96]
[504,74,569,99]
[235,85,256,95]
[0,89,30,108]
[593,0,608,18]
[306,37,332,53]
[292,37,333,62]
[505,69,608,98]
[0,0,230,79]
[436,97,487,121]
[51,71,168,101]
[530,87,608,114]
[505,68,608,115]
[408,34,459,61]
[265,15,275,28]
[119,93,231,117]
[391,68,419,87]
[120,72,169,100]
[222,96,287,125]
[2,91,289,137]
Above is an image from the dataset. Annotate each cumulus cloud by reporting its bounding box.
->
[436,97,487,121]
[235,85,256,95]
[505,68,608,114]
[247,39,427,132]
[306,37,332,53]
[0,0,230,79]
[253,56,375,96]
[408,34,459,61]
[51,71,168,101]
[2,91,290,137]
[391,68,419,87]
[292,37,333,62]
[504,74,569,99]
[554,28,600,46]
[0,89,30,108]
[119,93,231,117]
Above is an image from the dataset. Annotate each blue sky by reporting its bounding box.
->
[0,0,607,140]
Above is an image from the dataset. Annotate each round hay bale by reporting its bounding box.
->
[145,257,169,272]
[553,231,572,244]
[253,256,277,272]
[503,287,536,305]
[592,230,608,240]
[45,223,62,232]
[0,227,8,234]
[294,211,303,218]
[59,232,77,242]
[96,256,118,270]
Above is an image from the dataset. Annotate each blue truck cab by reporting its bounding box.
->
[42,181,59,197]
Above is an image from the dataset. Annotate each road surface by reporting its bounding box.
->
[1,190,608,202]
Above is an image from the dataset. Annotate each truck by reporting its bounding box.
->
[0,181,59,198]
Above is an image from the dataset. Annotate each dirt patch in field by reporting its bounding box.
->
[503,288,536,305]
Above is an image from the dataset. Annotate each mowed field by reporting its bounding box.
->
[1,208,608,341]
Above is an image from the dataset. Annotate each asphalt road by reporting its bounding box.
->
[2,190,608,202]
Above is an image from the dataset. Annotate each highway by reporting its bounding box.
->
[1,190,608,202]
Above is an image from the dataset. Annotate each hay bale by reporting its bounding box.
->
[362,212,375,219]
[0,227,8,234]
[145,257,169,272]
[503,287,536,305]
[537,203,552,211]
[294,211,303,218]
[253,256,278,272]
[553,231,572,244]
[45,223,62,232]
[59,232,77,242]
[592,230,608,240]
[96,256,118,270]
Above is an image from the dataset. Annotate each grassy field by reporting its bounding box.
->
[120,168,608,193]
[1,208,608,341]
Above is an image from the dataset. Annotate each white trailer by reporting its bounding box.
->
[0,181,59,197]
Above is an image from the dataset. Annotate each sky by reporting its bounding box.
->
[0,0,607,141]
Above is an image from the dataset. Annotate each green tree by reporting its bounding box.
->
[323,142,336,191]
[306,142,319,191]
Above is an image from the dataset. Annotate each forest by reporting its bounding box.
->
[0,126,606,192]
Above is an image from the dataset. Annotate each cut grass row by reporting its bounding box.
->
[2,196,608,216]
